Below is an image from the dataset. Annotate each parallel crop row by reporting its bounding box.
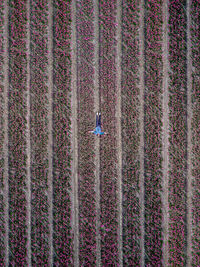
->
[144,1,163,265]
[8,0,28,265]
[168,1,187,265]
[0,0,6,264]
[30,1,50,265]
[191,0,200,265]
[99,0,119,265]
[121,1,141,265]
[76,0,97,265]
[53,1,73,265]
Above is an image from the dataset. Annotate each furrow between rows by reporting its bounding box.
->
[116,0,123,265]
[138,1,145,266]
[0,0,9,265]
[71,0,79,266]
[47,0,53,265]
[162,0,169,265]
[93,0,101,265]
[186,0,192,265]
[26,0,31,265]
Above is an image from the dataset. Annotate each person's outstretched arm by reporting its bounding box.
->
[100,131,107,135]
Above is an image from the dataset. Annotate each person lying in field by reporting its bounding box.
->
[88,112,107,136]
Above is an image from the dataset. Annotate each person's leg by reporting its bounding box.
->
[96,113,98,127]
[98,113,101,127]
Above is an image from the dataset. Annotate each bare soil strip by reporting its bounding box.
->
[2,0,9,265]
[93,0,101,265]
[139,1,145,266]
[47,1,53,265]
[71,1,79,265]
[162,0,169,266]
[116,0,123,265]
[26,0,31,265]
[186,0,192,265]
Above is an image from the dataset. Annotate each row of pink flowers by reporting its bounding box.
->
[144,0,163,266]
[8,1,29,266]
[168,0,188,266]
[121,0,141,266]
[76,0,97,266]
[53,1,73,266]
[99,0,119,266]
[30,1,51,266]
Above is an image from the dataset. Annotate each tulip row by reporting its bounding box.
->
[144,1,163,265]
[99,0,119,265]
[8,1,29,265]
[121,1,141,265]
[168,0,188,265]
[76,0,97,266]
[53,1,73,265]
[30,1,51,265]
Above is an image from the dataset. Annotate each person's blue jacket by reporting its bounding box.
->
[92,126,105,135]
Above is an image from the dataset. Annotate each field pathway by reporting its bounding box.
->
[47,1,54,265]
[139,1,145,266]
[93,0,101,265]
[186,0,192,265]
[116,0,123,265]
[2,0,9,265]
[162,0,169,265]
[26,0,31,265]
[71,0,79,265]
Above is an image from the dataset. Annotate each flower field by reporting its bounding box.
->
[1,0,199,266]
